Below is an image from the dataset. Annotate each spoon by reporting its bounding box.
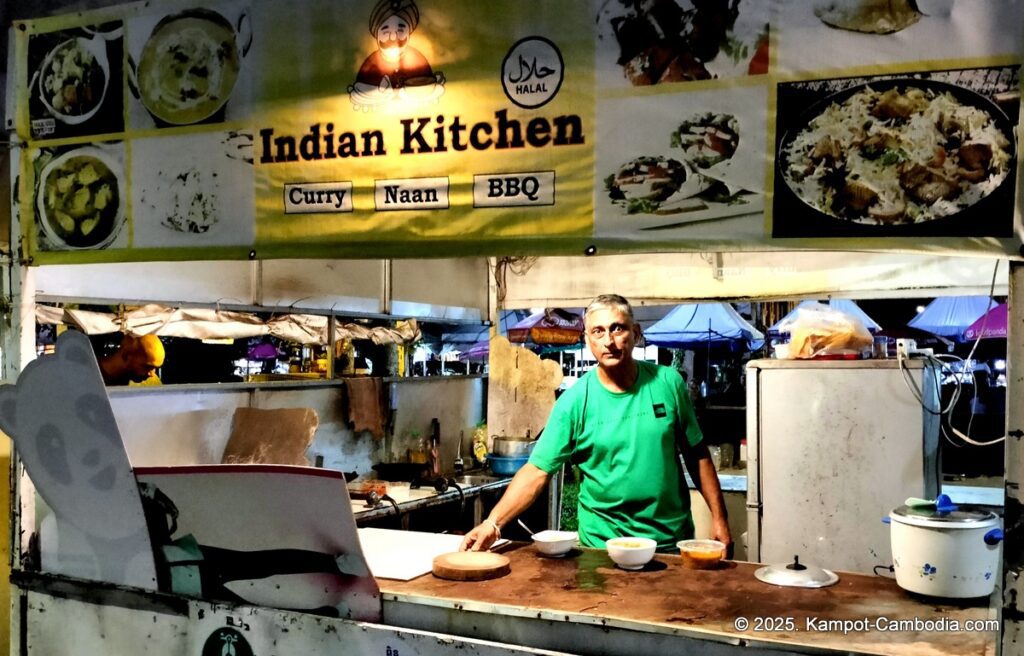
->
[517,519,535,536]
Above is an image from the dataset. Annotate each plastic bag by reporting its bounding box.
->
[775,303,873,359]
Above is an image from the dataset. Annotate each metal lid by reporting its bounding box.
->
[754,556,839,589]
[889,494,997,528]
[891,505,996,524]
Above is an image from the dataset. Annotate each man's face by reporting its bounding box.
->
[376,15,410,60]
[584,308,638,370]
[126,356,160,383]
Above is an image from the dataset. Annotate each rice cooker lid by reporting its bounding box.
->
[891,501,997,528]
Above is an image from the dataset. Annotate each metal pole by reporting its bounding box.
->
[1003,260,1024,655]
[327,314,336,380]
[381,260,393,316]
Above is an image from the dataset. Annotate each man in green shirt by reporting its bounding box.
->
[461,294,731,553]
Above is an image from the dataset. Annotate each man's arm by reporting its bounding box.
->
[460,463,550,551]
[682,443,733,552]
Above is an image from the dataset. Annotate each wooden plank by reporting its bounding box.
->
[380,543,995,656]
[432,552,511,581]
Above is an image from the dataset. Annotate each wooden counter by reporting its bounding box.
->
[379,543,995,656]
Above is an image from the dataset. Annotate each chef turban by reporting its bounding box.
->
[369,0,420,36]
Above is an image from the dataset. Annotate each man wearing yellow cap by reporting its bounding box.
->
[99,334,165,386]
[355,0,435,90]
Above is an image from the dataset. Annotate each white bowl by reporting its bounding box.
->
[606,537,657,570]
[532,530,578,557]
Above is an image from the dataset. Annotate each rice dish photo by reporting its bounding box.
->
[781,83,1012,226]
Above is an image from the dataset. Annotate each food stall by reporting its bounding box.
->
[2,0,1023,654]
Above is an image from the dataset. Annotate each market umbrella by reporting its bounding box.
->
[963,303,1007,341]
[907,296,991,341]
[507,308,584,346]
[247,341,282,360]
[440,323,490,347]
[645,303,764,351]
[457,340,491,362]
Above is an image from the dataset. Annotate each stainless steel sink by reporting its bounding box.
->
[447,474,503,487]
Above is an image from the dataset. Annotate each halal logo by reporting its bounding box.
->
[501,37,564,109]
[201,627,253,656]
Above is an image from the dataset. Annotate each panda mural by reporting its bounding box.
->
[0,330,157,588]
[0,330,382,622]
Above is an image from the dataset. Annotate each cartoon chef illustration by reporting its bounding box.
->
[349,0,445,110]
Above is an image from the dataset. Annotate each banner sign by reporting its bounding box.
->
[11,0,1024,263]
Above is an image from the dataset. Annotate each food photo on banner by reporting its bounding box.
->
[594,81,768,242]
[776,0,1024,75]
[30,141,129,252]
[771,66,1020,239]
[594,0,770,88]
[131,130,256,248]
[26,22,125,140]
[124,0,254,130]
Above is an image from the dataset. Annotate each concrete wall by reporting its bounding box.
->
[389,377,486,472]
[109,378,485,478]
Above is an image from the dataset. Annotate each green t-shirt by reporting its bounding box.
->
[529,361,704,551]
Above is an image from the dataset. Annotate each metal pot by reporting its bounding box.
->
[887,496,1003,598]
[491,435,537,457]
[487,454,529,476]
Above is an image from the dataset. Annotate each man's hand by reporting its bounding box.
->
[710,514,734,559]
[460,521,500,552]
[459,464,550,551]
[683,444,734,558]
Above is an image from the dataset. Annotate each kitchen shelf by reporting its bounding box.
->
[107,374,487,395]
[352,476,512,522]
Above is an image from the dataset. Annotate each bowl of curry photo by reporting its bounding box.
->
[36,146,124,250]
[132,8,250,126]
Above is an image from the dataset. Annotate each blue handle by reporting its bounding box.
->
[882,517,891,524]
[984,529,1004,546]
[935,493,958,513]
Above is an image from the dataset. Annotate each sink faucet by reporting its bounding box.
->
[454,430,465,474]
[429,417,441,478]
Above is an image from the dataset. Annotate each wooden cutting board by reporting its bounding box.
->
[432,551,511,581]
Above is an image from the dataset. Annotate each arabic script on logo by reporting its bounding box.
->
[502,37,564,109]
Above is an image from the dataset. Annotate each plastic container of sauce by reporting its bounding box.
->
[677,539,726,569]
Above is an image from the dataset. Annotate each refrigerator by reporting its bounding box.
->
[745,359,940,574]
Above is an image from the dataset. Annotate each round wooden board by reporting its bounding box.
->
[432,551,511,581]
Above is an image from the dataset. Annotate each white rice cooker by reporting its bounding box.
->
[887,495,1003,598]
